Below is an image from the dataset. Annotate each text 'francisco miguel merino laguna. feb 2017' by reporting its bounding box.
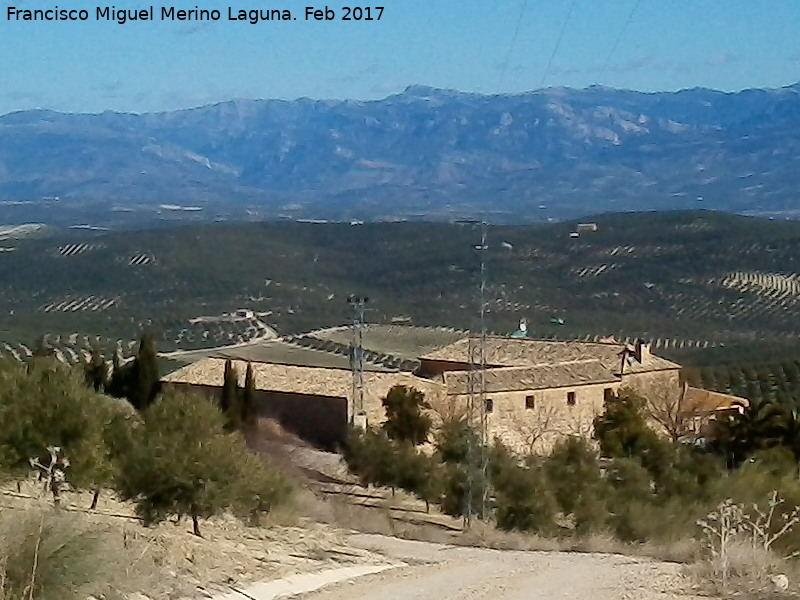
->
[6,5,385,23]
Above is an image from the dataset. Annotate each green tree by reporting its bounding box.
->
[491,441,557,533]
[432,416,488,518]
[343,428,398,490]
[231,451,294,526]
[382,385,431,446]
[128,332,160,411]
[83,347,108,392]
[439,462,488,519]
[713,400,794,468]
[594,388,665,464]
[240,362,257,431]
[106,350,129,399]
[434,417,478,465]
[393,442,443,508]
[220,359,241,430]
[115,389,276,536]
[0,359,117,503]
[545,437,609,534]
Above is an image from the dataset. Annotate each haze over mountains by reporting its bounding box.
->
[2,83,800,226]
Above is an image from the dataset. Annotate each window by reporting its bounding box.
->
[484,398,494,413]
[604,387,614,401]
[567,391,576,406]
[525,395,535,409]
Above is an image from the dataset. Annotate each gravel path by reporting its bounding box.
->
[295,534,704,600]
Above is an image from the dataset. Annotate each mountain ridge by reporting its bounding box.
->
[2,82,800,226]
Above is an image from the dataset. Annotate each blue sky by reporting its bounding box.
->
[2,0,799,114]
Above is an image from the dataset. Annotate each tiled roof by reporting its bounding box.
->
[684,386,750,414]
[443,360,619,395]
[161,338,393,371]
[421,337,680,374]
[162,357,444,402]
[307,324,467,362]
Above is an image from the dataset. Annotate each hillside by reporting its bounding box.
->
[0,210,798,369]
[2,83,800,226]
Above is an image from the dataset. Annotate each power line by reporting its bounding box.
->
[498,0,529,88]
[461,220,489,524]
[600,0,643,73]
[540,0,578,88]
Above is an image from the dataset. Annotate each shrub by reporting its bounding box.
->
[82,348,107,392]
[343,428,398,489]
[344,427,441,507]
[393,442,443,510]
[231,451,294,526]
[493,460,558,533]
[545,437,610,535]
[106,332,160,411]
[129,331,161,411]
[241,362,258,431]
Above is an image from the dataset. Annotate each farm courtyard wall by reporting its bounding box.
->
[162,381,348,448]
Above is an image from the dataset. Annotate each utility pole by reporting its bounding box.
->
[457,219,489,524]
[348,294,369,428]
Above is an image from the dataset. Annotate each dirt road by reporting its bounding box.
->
[297,534,703,600]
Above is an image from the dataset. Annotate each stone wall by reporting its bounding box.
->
[429,368,683,455]
[162,382,348,449]
[620,369,681,397]
[441,381,616,454]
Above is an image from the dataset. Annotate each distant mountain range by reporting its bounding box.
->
[2,83,800,226]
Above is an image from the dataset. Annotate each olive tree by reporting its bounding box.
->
[0,359,117,504]
[115,389,289,536]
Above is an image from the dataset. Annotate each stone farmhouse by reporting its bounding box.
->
[162,325,744,453]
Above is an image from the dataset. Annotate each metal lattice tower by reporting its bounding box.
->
[348,294,368,424]
[462,220,489,523]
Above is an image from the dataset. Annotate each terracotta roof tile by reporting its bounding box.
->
[162,357,444,403]
[443,360,618,395]
[684,386,750,414]
[421,337,680,374]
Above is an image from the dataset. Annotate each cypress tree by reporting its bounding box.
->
[83,347,108,392]
[221,359,241,430]
[106,349,130,399]
[129,332,160,412]
[241,362,257,430]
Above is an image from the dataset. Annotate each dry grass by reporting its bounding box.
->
[450,522,702,563]
[0,481,384,599]
[294,484,707,568]
[686,540,800,599]
[0,503,152,600]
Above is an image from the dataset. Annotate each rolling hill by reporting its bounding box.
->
[0,210,798,372]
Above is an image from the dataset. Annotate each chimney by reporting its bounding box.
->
[634,339,651,364]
